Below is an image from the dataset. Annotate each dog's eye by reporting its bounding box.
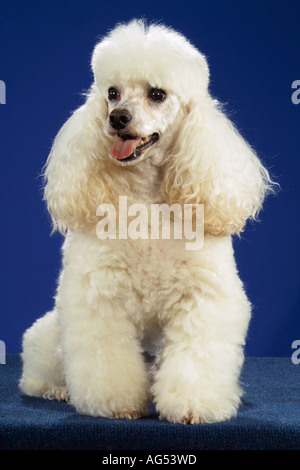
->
[108,87,119,101]
[149,88,166,102]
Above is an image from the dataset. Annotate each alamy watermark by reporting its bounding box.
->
[96,196,204,250]
[291,80,300,105]
[0,340,6,364]
[291,340,300,365]
[0,80,6,104]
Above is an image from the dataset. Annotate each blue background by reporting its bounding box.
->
[0,0,299,355]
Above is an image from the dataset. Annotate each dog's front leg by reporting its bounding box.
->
[152,290,250,424]
[57,281,150,419]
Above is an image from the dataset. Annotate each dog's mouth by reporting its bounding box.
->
[111,133,159,163]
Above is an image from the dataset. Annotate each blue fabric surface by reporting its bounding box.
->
[0,355,299,450]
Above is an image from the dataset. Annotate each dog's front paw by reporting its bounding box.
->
[152,369,242,424]
[71,394,149,419]
[70,384,150,419]
[67,364,150,419]
[155,392,240,424]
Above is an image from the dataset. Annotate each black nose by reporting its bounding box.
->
[109,109,132,130]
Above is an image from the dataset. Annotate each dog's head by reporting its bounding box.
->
[91,20,209,167]
[44,20,275,235]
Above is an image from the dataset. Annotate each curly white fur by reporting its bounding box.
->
[20,20,274,424]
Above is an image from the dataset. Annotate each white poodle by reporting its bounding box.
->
[20,20,274,424]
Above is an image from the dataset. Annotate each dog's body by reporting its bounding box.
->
[20,20,273,423]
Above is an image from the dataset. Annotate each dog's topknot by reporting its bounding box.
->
[92,19,210,103]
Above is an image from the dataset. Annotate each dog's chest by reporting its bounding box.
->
[112,238,190,318]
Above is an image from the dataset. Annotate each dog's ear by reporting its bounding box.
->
[162,97,275,236]
[44,86,112,234]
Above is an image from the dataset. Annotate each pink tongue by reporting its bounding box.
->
[111,137,142,160]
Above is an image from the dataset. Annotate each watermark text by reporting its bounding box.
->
[291,80,300,105]
[96,196,204,250]
[291,340,300,364]
[0,340,6,364]
[0,80,6,104]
